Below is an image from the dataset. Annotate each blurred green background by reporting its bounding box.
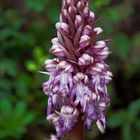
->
[0,0,140,140]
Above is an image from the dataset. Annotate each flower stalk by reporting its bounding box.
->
[69,119,84,140]
[42,0,112,139]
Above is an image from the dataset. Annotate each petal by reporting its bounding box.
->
[96,120,105,133]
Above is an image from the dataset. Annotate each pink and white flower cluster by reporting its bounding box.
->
[42,0,112,137]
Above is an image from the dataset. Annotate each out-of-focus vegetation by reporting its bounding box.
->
[0,0,140,140]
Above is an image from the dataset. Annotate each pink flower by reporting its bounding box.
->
[42,0,112,137]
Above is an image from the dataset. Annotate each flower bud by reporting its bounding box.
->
[90,41,106,54]
[96,41,106,48]
[87,63,105,74]
[95,63,105,69]
[75,15,83,29]
[83,6,90,17]
[79,35,90,48]
[44,59,57,72]
[51,37,59,45]
[56,22,70,36]
[57,61,67,69]
[77,1,84,11]
[94,27,103,35]
[50,45,65,57]
[82,25,93,36]
[88,11,95,24]
[96,47,110,60]
[78,53,94,65]
[61,9,68,22]
[57,61,73,72]
[66,0,71,7]
[68,6,77,18]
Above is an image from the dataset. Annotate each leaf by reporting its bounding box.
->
[105,8,120,23]
[25,60,38,72]
[134,119,140,129]
[15,78,28,97]
[25,0,50,12]
[115,4,133,20]
[108,110,127,128]
[21,113,34,125]
[0,98,12,114]
[132,32,140,47]
[0,100,34,139]
[0,80,12,93]
[91,0,111,9]
[112,33,131,59]
[47,7,60,23]
[127,99,140,122]
[122,124,131,140]
[13,101,26,118]
[34,47,43,61]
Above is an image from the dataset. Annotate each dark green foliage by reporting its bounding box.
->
[0,0,140,140]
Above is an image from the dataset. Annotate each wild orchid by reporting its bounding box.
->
[41,0,112,139]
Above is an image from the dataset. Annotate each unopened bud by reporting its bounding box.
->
[75,15,83,29]
[57,61,73,72]
[95,41,106,48]
[79,35,90,48]
[96,47,110,60]
[94,27,103,35]
[88,11,95,24]
[51,38,59,45]
[44,59,57,72]
[61,9,68,21]
[68,6,77,17]
[57,61,67,69]
[77,1,84,11]
[95,63,105,69]
[78,54,94,65]
[82,25,93,36]
[65,0,71,7]
[56,22,70,35]
[50,45,65,57]
[83,7,90,17]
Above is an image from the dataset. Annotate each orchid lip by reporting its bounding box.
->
[96,120,105,134]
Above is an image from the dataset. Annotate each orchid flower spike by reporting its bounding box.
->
[42,0,112,138]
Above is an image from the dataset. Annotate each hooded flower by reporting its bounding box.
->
[42,0,112,137]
